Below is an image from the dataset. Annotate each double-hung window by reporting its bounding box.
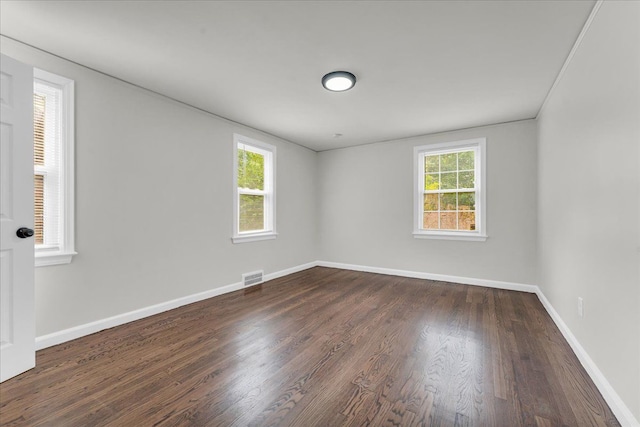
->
[232,134,276,243]
[413,137,486,241]
[33,69,76,266]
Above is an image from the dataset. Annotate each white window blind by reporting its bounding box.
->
[33,68,76,266]
[34,81,62,249]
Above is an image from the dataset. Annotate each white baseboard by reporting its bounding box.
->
[35,261,317,351]
[263,261,317,282]
[35,260,531,350]
[35,260,638,426]
[316,260,538,293]
[535,290,640,427]
[315,260,638,426]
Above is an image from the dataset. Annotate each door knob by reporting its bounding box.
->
[16,227,34,239]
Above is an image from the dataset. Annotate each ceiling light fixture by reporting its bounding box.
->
[322,71,356,92]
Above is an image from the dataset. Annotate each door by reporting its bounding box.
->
[1,54,35,382]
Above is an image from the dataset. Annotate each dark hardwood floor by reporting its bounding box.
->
[0,267,619,426]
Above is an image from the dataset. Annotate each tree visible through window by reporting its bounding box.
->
[233,134,276,243]
[423,150,476,231]
[237,147,265,232]
[414,138,486,241]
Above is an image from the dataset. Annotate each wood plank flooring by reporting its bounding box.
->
[0,267,620,426]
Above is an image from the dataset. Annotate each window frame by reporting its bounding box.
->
[413,137,487,241]
[232,134,277,243]
[33,68,76,266]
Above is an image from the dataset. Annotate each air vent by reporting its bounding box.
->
[242,270,264,287]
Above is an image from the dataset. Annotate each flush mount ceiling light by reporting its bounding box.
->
[322,71,356,92]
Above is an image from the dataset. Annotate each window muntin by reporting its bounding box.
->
[422,149,476,231]
[414,138,486,241]
[237,146,266,233]
[33,69,76,266]
[233,135,276,243]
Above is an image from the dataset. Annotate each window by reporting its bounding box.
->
[232,134,276,243]
[33,69,75,266]
[413,138,486,241]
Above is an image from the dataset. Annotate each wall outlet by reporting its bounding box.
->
[578,297,584,318]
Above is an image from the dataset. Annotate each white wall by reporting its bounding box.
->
[537,1,640,421]
[2,3,639,420]
[318,120,538,286]
[1,36,318,337]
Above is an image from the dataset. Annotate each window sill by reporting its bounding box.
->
[232,232,278,244]
[35,251,77,267]
[413,232,487,242]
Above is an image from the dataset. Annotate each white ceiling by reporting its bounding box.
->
[0,1,595,151]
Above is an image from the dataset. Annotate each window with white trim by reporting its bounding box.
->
[33,69,76,266]
[232,134,276,243]
[413,138,486,241]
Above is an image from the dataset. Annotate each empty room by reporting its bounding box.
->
[0,1,638,426]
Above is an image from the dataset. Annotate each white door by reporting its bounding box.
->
[0,54,35,382]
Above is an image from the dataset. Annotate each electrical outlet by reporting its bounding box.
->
[578,297,584,318]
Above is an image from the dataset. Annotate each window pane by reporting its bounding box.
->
[441,172,456,190]
[459,211,476,231]
[425,173,440,190]
[458,192,475,210]
[34,174,44,245]
[440,153,457,172]
[423,212,438,229]
[415,141,484,237]
[440,212,457,230]
[237,148,264,190]
[425,155,439,173]
[34,93,46,166]
[458,171,474,189]
[239,194,264,232]
[423,193,438,211]
[440,193,457,210]
[459,150,474,170]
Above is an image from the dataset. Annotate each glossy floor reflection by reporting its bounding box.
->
[0,267,620,426]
